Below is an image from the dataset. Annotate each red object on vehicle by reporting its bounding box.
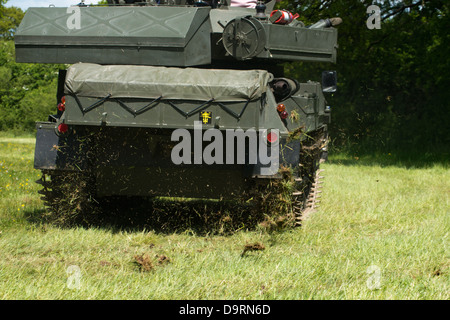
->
[58,96,66,111]
[58,123,68,133]
[270,10,299,25]
[280,111,289,120]
[267,131,278,144]
[277,103,286,113]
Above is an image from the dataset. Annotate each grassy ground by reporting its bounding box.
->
[0,134,448,300]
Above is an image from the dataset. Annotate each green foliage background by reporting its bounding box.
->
[0,3,63,133]
[0,39,62,133]
[0,0,449,154]
[280,0,450,154]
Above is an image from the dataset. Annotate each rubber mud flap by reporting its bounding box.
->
[34,123,59,170]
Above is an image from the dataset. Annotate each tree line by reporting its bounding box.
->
[0,2,63,133]
[0,0,448,154]
[281,0,449,154]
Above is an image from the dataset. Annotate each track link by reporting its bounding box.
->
[292,129,328,226]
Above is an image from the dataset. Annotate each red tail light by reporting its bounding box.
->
[58,96,66,112]
[277,104,286,113]
[58,123,68,134]
[277,104,289,120]
[267,131,278,144]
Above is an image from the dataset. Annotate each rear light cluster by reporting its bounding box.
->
[267,130,278,144]
[57,96,68,134]
[58,96,66,112]
[58,123,69,134]
[276,104,289,120]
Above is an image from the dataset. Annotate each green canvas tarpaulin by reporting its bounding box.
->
[65,63,273,102]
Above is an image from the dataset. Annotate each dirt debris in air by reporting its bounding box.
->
[241,242,265,257]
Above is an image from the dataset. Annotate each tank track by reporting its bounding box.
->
[292,129,328,226]
[36,170,98,224]
[35,129,329,227]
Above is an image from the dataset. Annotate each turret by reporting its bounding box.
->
[15,0,339,66]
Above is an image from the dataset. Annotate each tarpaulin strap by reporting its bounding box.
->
[217,99,250,120]
[168,99,215,118]
[117,96,163,117]
[73,94,112,114]
[72,94,252,120]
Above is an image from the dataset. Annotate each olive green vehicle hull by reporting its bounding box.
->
[34,70,330,199]
[35,125,300,199]
[16,1,337,218]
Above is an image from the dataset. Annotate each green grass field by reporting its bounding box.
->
[0,133,448,300]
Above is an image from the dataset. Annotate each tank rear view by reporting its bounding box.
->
[15,0,340,226]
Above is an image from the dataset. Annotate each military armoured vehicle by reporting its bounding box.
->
[15,0,340,225]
